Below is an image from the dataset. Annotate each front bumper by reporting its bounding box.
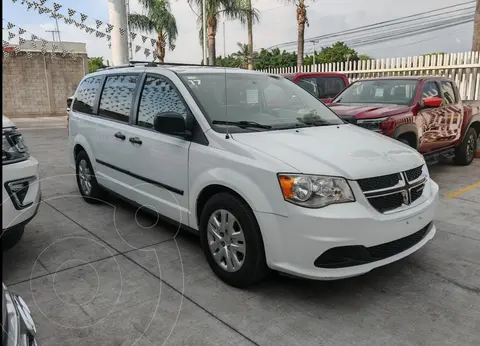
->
[3,284,37,346]
[2,156,41,231]
[255,178,439,280]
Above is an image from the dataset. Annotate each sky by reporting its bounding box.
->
[2,0,476,64]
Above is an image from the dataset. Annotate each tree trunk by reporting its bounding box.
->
[207,15,217,65]
[296,0,307,71]
[474,0,480,51]
[156,31,166,62]
[247,0,254,70]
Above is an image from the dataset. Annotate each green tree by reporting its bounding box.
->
[316,41,359,64]
[359,54,373,61]
[129,0,178,62]
[232,42,259,68]
[88,57,106,73]
[238,0,259,70]
[189,0,250,66]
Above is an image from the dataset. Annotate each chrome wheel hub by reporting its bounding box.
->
[78,159,92,195]
[207,209,246,272]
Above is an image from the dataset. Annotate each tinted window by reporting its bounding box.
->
[440,81,456,104]
[421,82,440,100]
[137,75,187,129]
[98,75,139,122]
[316,77,346,99]
[72,76,103,114]
[297,77,319,97]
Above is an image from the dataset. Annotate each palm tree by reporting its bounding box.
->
[232,42,259,68]
[474,0,480,51]
[128,0,178,62]
[189,0,251,65]
[238,0,260,70]
[283,0,311,69]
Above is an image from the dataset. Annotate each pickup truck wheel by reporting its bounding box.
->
[75,151,107,204]
[453,128,477,166]
[199,192,270,288]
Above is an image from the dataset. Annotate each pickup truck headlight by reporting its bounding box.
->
[357,117,389,132]
[2,130,29,165]
[278,174,355,208]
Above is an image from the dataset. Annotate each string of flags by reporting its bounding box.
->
[2,19,79,61]
[11,0,168,58]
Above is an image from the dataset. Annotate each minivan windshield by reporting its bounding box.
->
[179,72,344,132]
[332,79,419,105]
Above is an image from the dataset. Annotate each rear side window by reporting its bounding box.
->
[72,76,103,114]
[316,77,346,99]
[297,77,319,98]
[98,75,139,123]
[420,82,440,100]
[440,81,456,104]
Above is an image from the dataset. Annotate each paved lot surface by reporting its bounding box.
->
[3,128,480,346]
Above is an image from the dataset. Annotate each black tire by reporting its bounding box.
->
[397,137,412,147]
[75,150,107,204]
[453,127,477,166]
[2,226,25,251]
[199,192,270,288]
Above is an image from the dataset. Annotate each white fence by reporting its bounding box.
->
[259,51,480,100]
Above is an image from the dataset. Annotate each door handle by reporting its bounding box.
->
[129,137,142,145]
[114,132,126,140]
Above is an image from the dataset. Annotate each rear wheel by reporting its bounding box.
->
[75,151,107,203]
[199,192,270,288]
[453,127,477,166]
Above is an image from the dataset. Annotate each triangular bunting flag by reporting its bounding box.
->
[141,35,147,43]
[130,32,137,40]
[18,28,26,35]
[95,20,103,29]
[68,9,76,17]
[26,51,33,59]
[135,45,141,53]
[7,22,15,30]
[150,38,156,47]
[144,48,150,58]
[8,32,16,40]
[80,13,88,23]
[106,24,114,33]
[19,37,26,45]
[53,2,62,12]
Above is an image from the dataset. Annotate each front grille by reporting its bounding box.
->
[368,192,404,213]
[314,222,432,268]
[357,173,400,192]
[405,166,423,182]
[357,165,427,214]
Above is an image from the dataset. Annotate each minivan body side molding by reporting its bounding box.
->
[95,159,184,196]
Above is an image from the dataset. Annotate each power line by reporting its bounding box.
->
[267,0,476,49]
[293,13,474,55]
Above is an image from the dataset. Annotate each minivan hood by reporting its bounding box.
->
[329,103,411,119]
[233,124,424,180]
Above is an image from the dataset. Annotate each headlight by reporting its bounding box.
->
[2,130,29,165]
[278,174,355,208]
[357,117,389,132]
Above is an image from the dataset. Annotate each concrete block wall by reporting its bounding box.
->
[2,51,88,118]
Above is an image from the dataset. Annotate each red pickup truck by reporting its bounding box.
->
[282,72,350,103]
[328,76,480,165]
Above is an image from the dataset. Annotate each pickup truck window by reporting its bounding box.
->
[180,72,343,132]
[440,81,456,104]
[316,77,346,99]
[298,78,319,98]
[333,79,418,105]
[421,82,440,100]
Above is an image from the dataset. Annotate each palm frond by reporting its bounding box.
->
[128,13,156,33]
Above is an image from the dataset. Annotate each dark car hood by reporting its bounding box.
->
[329,103,411,119]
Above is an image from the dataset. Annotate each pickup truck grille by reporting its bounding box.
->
[357,165,427,213]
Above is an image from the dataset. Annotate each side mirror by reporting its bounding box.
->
[67,97,73,111]
[153,112,191,137]
[422,97,443,108]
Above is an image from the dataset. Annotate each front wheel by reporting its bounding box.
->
[453,127,477,166]
[199,193,270,288]
[75,151,107,203]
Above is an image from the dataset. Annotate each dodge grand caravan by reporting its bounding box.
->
[68,64,439,287]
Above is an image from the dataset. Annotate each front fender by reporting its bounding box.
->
[70,134,95,171]
[188,168,288,230]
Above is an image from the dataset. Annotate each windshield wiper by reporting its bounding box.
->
[299,119,336,126]
[212,120,272,129]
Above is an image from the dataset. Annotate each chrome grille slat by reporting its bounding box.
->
[357,165,426,213]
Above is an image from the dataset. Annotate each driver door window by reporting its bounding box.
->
[136,75,187,129]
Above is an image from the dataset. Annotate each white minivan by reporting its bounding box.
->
[68,64,439,287]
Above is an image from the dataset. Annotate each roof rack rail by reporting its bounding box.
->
[129,61,205,67]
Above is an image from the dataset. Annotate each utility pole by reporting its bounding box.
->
[247,0,253,70]
[310,39,319,66]
[202,0,208,65]
[126,0,133,59]
[474,0,480,51]
[108,0,129,65]
[46,15,61,42]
